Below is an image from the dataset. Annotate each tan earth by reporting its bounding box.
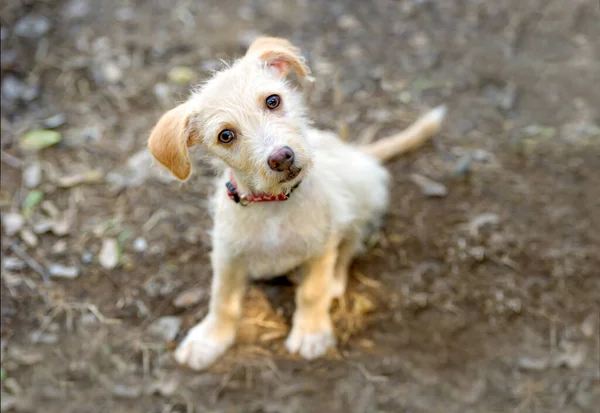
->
[1,1,599,412]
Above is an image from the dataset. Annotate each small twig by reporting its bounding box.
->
[488,253,523,274]
[9,243,51,285]
[354,272,382,289]
[211,366,238,405]
[142,347,150,376]
[0,151,23,169]
[81,303,121,325]
[348,360,389,383]
[143,209,169,233]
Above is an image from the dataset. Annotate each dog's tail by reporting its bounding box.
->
[360,105,447,162]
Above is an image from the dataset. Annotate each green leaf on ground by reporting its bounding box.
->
[22,190,44,217]
[20,129,62,151]
[168,66,196,84]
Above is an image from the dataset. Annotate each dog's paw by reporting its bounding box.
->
[174,320,235,371]
[285,324,336,360]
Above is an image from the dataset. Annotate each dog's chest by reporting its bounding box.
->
[215,197,330,278]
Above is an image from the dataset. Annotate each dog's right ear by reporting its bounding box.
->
[147,103,199,181]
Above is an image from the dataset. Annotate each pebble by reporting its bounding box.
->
[101,62,123,84]
[48,263,79,279]
[468,213,501,236]
[2,257,26,271]
[43,114,67,129]
[147,376,179,397]
[143,275,173,298]
[51,240,68,255]
[1,76,39,105]
[79,313,98,327]
[41,201,60,218]
[29,330,59,345]
[22,162,42,188]
[82,125,102,142]
[173,287,205,308]
[14,14,52,38]
[133,237,148,252]
[2,76,26,102]
[408,32,430,48]
[112,384,141,399]
[453,153,473,177]
[1,213,25,236]
[410,174,448,197]
[32,219,53,234]
[99,238,119,269]
[580,314,596,338]
[147,316,181,342]
[472,149,493,162]
[19,229,38,247]
[81,251,94,264]
[518,356,550,371]
[399,91,412,104]
[152,82,170,102]
[337,14,361,30]
[115,7,135,22]
[65,0,90,19]
[366,108,392,122]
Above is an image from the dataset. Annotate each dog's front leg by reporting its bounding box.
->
[174,256,245,370]
[285,242,338,359]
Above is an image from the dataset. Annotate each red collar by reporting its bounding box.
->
[225,172,301,205]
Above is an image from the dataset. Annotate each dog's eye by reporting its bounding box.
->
[218,129,235,144]
[265,94,282,110]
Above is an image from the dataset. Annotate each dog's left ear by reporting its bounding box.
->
[245,37,312,79]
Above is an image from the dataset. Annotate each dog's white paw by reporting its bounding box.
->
[174,320,234,371]
[285,324,336,360]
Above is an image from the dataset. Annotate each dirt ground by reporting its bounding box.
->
[1,0,599,412]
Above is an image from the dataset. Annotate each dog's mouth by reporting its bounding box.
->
[279,166,302,183]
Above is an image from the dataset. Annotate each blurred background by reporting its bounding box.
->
[1,1,599,412]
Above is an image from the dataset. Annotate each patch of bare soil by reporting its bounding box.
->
[1,1,599,412]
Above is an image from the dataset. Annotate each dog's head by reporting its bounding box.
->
[148,37,313,195]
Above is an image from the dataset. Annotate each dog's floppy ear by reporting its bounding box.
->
[147,103,199,181]
[245,36,311,79]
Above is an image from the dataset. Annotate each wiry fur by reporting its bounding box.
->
[147,37,446,370]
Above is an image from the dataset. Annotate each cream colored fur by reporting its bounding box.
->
[147,37,446,370]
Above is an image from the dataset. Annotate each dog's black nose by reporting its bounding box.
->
[268,146,295,171]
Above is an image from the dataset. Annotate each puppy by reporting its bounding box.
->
[148,37,446,370]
